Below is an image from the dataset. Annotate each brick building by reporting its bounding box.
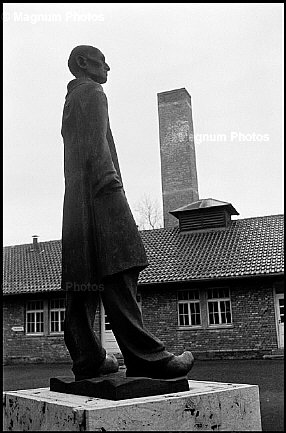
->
[2,210,284,364]
[3,88,284,364]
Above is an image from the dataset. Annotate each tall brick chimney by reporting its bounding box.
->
[157,88,199,228]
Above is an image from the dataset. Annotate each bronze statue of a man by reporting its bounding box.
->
[61,45,194,380]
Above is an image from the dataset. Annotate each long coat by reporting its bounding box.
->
[61,77,148,289]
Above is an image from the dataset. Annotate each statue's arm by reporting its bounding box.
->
[78,85,123,195]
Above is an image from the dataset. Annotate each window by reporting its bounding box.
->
[26,301,44,334]
[178,290,201,327]
[207,288,232,325]
[50,299,65,333]
[278,298,284,323]
[177,287,233,328]
[104,314,112,331]
[25,298,66,335]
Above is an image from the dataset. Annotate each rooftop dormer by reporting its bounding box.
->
[169,198,239,232]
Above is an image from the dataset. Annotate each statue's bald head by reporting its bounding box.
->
[68,45,100,77]
[67,45,110,83]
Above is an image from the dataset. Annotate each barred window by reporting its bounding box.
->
[178,290,201,327]
[26,301,44,334]
[50,298,65,333]
[207,288,232,325]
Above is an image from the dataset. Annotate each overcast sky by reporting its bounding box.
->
[3,3,284,246]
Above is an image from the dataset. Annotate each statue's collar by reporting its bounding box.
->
[67,77,103,94]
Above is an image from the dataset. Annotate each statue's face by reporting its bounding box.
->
[81,48,110,84]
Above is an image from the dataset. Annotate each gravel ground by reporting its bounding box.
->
[3,359,284,431]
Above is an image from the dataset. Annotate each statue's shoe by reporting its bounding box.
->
[74,354,119,381]
[126,351,194,379]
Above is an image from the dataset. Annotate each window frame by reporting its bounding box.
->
[25,297,66,336]
[177,290,202,329]
[207,287,233,327]
[25,300,44,335]
[49,298,66,334]
[177,287,233,329]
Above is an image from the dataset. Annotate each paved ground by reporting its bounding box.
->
[3,359,284,431]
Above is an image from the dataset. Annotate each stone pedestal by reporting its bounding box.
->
[3,380,262,431]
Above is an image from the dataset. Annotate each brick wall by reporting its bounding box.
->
[141,278,279,359]
[3,277,281,364]
[3,293,101,364]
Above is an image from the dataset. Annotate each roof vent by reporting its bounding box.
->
[170,198,239,232]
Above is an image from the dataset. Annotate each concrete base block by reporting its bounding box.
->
[3,380,262,431]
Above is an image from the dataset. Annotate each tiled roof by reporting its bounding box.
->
[3,215,284,295]
[3,240,62,295]
[139,215,284,284]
